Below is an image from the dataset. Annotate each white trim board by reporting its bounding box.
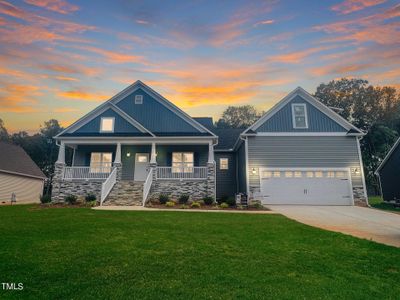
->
[242,87,364,136]
[0,169,46,180]
[252,132,349,136]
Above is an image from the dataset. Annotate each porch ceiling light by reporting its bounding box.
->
[126,152,131,157]
[252,168,257,175]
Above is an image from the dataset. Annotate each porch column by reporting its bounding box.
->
[208,141,214,163]
[56,142,65,164]
[150,142,157,164]
[114,143,121,164]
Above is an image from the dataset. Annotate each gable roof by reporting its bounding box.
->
[0,142,46,179]
[243,87,364,135]
[375,137,400,174]
[193,117,214,130]
[56,81,217,138]
[211,128,243,150]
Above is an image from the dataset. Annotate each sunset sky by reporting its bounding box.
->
[0,0,399,133]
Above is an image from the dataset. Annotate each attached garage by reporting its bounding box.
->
[259,168,353,205]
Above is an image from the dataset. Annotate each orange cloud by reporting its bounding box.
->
[331,0,386,14]
[254,19,275,27]
[268,46,335,64]
[72,45,147,65]
[39,63,101,77]
[311,63,375,76]
[24,0,79,14]
[58,90,110,102]
[0,82,42,112]
[54,76,79,81]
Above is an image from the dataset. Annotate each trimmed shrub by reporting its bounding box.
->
[178,194,190,204]
[165,201,175,207]
[226,197,236,207]
[85,193,96,202]
[40,194,51,204]
[219,202,229,209]
[249,202,264,210]
[203,196,214,205]
[191,201,201,208]
[65,194,77,205]
[180,204,189,209]
[159,194,169,205]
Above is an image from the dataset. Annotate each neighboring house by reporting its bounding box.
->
[52,81,368,206]
[0,142,46,204]
[375,138,400,202]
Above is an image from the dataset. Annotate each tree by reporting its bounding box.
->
[216,105,262,128]
[0,118,9,141]
[314,78,400,194]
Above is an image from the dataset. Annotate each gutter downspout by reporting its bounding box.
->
[240,135,250,197]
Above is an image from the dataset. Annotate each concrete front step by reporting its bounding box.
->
[103,180,143,206]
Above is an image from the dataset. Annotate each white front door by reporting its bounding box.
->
[134,153,149,181]
[259,168,353,205]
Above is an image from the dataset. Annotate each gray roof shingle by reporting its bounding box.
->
[0,142,46,179]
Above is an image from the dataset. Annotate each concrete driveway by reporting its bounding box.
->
[266,205,400,247]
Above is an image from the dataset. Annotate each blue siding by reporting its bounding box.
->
[116,88,202,133]
[257,95,347,132]
[215,152,237,198]
[237,142,246,193]
[75,108,142,134]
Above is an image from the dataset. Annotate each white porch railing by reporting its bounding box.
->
[100,167,117,205]
[142,168,153,206]
[63,164,113,180]
[156,167,208,180]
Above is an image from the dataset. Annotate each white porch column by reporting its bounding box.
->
[114,142,121,164]
[150,142,157,164]
[208,141,214,163]
[56,142,65,164]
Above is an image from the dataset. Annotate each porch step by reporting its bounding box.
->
[103,181,143,206]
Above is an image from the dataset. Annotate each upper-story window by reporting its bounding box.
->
[291,103,308,129]
[100,117,114,132]
[135,95,143,104]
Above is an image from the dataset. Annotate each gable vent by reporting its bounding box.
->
[135,95,143,104]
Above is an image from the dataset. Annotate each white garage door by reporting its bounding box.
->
[259,168,353,205]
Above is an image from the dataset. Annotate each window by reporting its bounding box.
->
[135,95,143,104]
[220,158,229,170]
[90,152,112,173]
[285,171,293,178]
[315,171,323,178]
[262,171,272,178]
[100,117,114,132]
[306,171,314,178]
[294,171,302,178]
[327,171,335,178]
[172,152,194,173]
[136,154,148,162]
[291,103,308,129]
[273,171,281,178]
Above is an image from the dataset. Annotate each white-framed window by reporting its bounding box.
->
[90,152,112,173]
[291,103,308,129]
[172,152,194,173]
[100,117,114,132]
[220,158,229,170]
[135,95,143,104]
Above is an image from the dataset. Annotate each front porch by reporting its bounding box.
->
[51,140,216,205]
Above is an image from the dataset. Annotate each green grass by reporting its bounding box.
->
[369,196,400,213]
[0,205,399,299]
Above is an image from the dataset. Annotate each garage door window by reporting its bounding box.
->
[262,171,272,178]
[315,171,323,178]
[327,171,335,178]
[336,171,345,178]
[294,171,302,178]
[306,171,314,178]
[285,171,293,177]
[273,171,281,177]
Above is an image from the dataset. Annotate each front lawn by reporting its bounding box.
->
[369,196,400,214]
[0,205,399,299]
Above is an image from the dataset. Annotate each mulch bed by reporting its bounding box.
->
[147,204,269,211]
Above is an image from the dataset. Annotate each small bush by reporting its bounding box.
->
[85,193,96,202]
[86,201,97,207]
[180,204,189,209]
[203,196,214,205]
[219,202,229,209]
[65,194,77,205]
[40,194,51,204]
[217,195,228,205]
[226,197,236,207]
[165,201,175,207]
[249,202,264,210]
[159,194,169,205]
[191,201,201,208]
[178,194,190,204]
